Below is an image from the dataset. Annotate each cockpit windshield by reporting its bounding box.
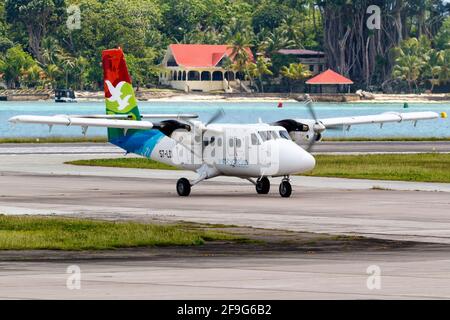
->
[258,130,283,142]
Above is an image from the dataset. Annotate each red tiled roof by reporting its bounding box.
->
[306,69,353,85]
[169,44,254,68]
[278,49,324,56]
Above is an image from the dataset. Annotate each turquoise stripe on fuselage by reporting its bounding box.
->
[109,129,165,158]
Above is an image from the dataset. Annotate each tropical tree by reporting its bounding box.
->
[392,55,425,92]
[248,56,273,93]
[0,45,36,88]
[280,63,312,92]
[21,64,45,88]
[436,49,450,86]
[5,0,65,64]
[56,51,76,88]
[44,64,61,88]
[229,32,253,91]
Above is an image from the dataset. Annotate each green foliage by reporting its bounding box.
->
[0,45,36,88]
[392,35,450,92]
[1,0,447,92]
[280,62,312,92]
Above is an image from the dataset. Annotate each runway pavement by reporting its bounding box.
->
[0,140,449,155]
[0,149,449,299]
[1,248,450,299]
[0,153,449,244]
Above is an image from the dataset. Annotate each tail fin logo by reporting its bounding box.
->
[105,80,137,113]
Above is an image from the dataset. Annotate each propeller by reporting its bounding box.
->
[205,108,225,127]
[304,99,326,152]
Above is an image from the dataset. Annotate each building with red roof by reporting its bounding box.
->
[159,44,254,92]
[305,69,353,93]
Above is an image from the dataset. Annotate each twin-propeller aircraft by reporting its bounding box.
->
[9,48,443,197]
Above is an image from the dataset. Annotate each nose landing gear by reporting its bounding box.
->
[279,177,292,198]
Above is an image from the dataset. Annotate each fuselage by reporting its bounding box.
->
[114,123,316,179]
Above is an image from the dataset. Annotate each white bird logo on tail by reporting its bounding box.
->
[105,80,132,111]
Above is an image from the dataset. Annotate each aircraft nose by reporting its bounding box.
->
[277,140,316,175]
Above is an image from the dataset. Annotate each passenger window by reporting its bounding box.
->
[210,136,215,146]
[251,133,260,145]
[217,137,222,147]
[236,139,242,148]
[229,139,234,147]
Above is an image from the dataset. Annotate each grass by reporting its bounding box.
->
[0,136,107,144]
[67,157,179,170]
[67,153,450,183]
[303,153,450,183]
[0,215,244,250]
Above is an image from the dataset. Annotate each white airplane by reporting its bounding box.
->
[9,48,444,197]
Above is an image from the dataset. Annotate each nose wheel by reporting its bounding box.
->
[256,177,270,194]
[279,178,292,198]
[176,178,191,197]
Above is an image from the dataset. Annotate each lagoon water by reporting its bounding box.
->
[0,100,449,138]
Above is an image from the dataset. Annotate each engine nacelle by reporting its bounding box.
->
[273,119,322,146]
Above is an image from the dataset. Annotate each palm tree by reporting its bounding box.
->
[45,64,61,89]
[280,63,312,93]
[251,56,273,93]
[393,55,424,92]
[423,49,442,92]
[21,65,44,88]
[259,29,295,57]
[437,49,450,86]
[56,51,76,88]
[229,33,252,91]
[41,37,62,66]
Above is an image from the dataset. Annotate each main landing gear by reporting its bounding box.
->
[176,178,191,197]
[256,177,270,194]
[255,176,292,198]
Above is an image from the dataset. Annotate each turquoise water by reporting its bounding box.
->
[1,101,449,138]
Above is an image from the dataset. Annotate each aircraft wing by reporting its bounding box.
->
[316,111,440,129]
[8,115,154,130]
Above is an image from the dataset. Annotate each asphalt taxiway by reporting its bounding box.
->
[0,144,449,299]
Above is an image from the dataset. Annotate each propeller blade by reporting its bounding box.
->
[305,100,318,123]
[205,108,225,127]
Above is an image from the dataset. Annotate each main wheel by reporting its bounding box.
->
[176,178,191,197]
[256,177,270,194]
[279,180,292,198]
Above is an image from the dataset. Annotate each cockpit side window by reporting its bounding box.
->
[279,130,290,140]
[258,131,270,142]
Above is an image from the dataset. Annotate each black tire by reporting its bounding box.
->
[176,178,191,197]
[256,177,270,194]
[279,181,292,198]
